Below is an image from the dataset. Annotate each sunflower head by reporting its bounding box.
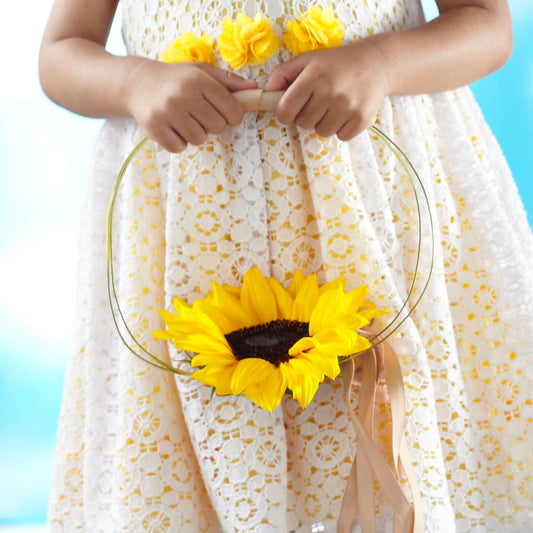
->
[153,267,383,411]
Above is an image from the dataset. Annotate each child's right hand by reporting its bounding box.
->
[125,58,257,152]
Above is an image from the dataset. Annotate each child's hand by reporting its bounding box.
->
[263,42,390,141]
[125,59,258,152]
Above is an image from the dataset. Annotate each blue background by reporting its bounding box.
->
[0,0,531,527]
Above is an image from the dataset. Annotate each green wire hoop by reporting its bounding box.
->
[106,126,434,373]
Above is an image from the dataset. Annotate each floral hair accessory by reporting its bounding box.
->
[162,32,216,65]
[153,267,383,411]
[284,6,345,55]
[218,13,280,69]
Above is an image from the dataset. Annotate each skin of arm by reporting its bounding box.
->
[39,0,512,149]
[264,0,513,140]
[39,0,257,152]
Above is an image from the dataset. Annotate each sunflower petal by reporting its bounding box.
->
[191,365,236,395]
[291,274,319,322]
[288,336,316,355]
[191,351,236,367]
[287,270,305,299]
[280,360,321,409]
[211,281,256,329]
[240,267,278,323]
[230,358,275,394]
[244,367,287,412]
[303,350,341,380]
[313,327,371,356]
[309,285,370,335]
[343,285,369,314]
[195,299,237,334]
[268,278,294,319]
[318,276,345,294]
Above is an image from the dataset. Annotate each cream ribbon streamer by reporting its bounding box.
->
[338,341,424,533]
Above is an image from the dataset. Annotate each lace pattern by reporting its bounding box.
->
[49,0,533,531]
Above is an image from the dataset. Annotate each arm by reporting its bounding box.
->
[39,0,257,152]
[264,0,512,140]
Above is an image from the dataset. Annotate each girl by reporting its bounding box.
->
[39,0,533,531]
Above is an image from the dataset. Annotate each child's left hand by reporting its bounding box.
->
[263,42,390,140]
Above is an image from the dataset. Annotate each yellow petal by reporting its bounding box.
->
[211,282,255,329]
[288,336,316,355]
[318,276,345,294]
[230,358,275,394]
[313,327,371,356]
[171,332,232,354]
[287,270,305,299]
[303,349,341,380]
[244,366,287,412]
[284,356,324,382]
[344,285,369,314]
[191,365,236,395]
[268,278,294,319]
[291,274,319,322]
[309,286,369,335]
[308,286,343,334]
[195,299,238,335]
[191,351,237,367]
[280,360,321,408]
[240,267,278,324]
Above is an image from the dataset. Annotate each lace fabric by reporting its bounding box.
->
[49,0,533,531]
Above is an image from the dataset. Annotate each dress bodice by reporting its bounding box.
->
[120,0,425,61]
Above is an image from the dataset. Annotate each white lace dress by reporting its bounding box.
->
[48,0,533,531]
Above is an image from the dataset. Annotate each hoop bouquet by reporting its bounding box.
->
[106,7,433,533]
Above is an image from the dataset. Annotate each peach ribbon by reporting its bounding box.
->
[233,90,424,530]
[234,89,284,112]
[337,340,424,533]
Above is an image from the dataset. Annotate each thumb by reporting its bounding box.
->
[201,63,258,91]
[263,56,307,91]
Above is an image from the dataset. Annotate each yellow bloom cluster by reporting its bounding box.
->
[161,7,344,69]
[162,32,216,65]
[284,6,345,55]
[219,13,280,69]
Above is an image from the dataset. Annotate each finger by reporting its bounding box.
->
[174,114,208,146]
[203,84,245,127]
[264,55,307,91]
[191,95,228,134]
[315,109,348,138]
[276,78,314,125]
[293,91,327,131]
[148,125,188,153]
[200,63,258,92]
[336,119,366,142]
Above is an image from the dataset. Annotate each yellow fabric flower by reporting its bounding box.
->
[218,13,280,69]
[154,267,383,412]
[162,32,216,65]
[284,6,345,56]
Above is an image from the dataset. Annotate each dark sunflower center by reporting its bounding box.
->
[225,319,309,366]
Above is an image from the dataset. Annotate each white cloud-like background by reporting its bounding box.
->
[0,0,531,526]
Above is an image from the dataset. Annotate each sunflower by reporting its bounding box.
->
[153,267,382,411]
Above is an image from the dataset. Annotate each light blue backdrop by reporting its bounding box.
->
[0,0,531,526]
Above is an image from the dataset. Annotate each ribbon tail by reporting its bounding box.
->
[338,339,424,533]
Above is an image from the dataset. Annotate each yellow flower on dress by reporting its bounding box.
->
[284,6,345,55]
[162,32,216,65]
[218,13,280,69]
[153,267,382,411]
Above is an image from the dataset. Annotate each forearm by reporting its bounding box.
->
[39,37,144,118]
[365,2,512,96]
